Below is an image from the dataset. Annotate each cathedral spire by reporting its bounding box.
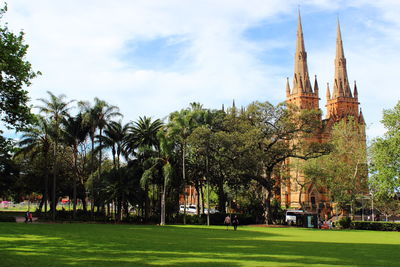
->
[293,10,312,94]
[326,83,331,100]
[353,80,358,99]
[333,19,352,98]
[313,75,319,95]
[286,77,291,97]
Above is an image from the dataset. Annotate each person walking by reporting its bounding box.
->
[28,211,33,223]
[224,215,231,230]
[24,211,29,223]
[232,215,239,231]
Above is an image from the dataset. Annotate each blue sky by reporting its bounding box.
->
[2,0,400,141]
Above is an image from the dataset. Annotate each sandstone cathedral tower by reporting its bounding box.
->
[282,12,366,215]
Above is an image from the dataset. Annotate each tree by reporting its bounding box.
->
[245,101,331,223]
[0,4,39,130]
[79,98,121,214]
[370,101,400,200]
[61,113,89,219]
[18,116,52,213]
[98,120,129,220]
[37,91,73,220]
[141,129,174,225]
[128,116,163,221]
[304,117,367,217]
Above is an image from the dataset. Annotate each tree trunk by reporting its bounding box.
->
[44,153,49,214]
[264,189,273,225]
[73,149,78,220]
[52,139,58,221]
[90,135,95,215]
[182,144,187,225]
[160,177,167,226]
[144,184,150,222]
[217,179,226,213]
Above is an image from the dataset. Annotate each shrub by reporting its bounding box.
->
[351,221,400,231]
[338,217,352,229]
[0,216,16,222]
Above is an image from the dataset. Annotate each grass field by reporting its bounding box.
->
[1,223,399,266]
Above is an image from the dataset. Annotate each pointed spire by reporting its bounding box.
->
[286,77,291,97]
[313,75,319,95]
[232,99,236,108]
[326,83,331,100]
[296,9,306,56]
[353,80,358,99]
[293,9,312,94]
[333,18,351,98]
[222,103,225,112]
[336,18,345,60]
[359,108,365,124]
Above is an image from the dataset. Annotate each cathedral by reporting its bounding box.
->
[281,12,366,215]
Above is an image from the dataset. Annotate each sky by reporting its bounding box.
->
[2,0,400,142]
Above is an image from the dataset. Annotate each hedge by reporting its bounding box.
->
[351,221,400,231]
[0,216,16,222]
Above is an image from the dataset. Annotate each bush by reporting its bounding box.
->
[338,217,352,229]
[0,216,16,222]
[351,221,400,231]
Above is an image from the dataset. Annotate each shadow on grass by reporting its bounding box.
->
[0,224,398,266]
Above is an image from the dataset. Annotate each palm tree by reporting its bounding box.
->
[167,109,197,224]
[97,120,129,220]
[61,113,89,219]
[79,98,121,214]
[18,116,52,213]
[37,91,73,221]
[127,116,163,220]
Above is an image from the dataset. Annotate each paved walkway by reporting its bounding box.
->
[15,216,38,223]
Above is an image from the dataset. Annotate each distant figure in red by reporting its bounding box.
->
[28,212,33,223]
[232,215,239,231]
[224,215,231,230]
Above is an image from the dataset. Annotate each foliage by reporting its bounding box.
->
[0,4,40,129]
[370,100,400,200]
[303,117,367,212]
[338,217,352,229]
[351,221,400,231]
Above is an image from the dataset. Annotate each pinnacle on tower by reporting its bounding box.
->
[313,75,319,95]
[333,19,352,98]
[353,80,358,99]
[326,83,331,100]
[286,77,291,97]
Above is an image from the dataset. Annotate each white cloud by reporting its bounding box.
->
[1,0,400,140]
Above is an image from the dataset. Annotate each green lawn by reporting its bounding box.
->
[0,223,399,266]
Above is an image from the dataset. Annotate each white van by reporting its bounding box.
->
[285,210,304,224]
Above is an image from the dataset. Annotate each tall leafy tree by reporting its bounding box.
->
[61,113,89,219]
[304,117,367,217]
[370,101,400,204]
[0,4,40,130]
[79,98,121,213]
[128,116,163,220]
[37,91,73,220]
[18,116,52,213]
[245,101,331,223]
